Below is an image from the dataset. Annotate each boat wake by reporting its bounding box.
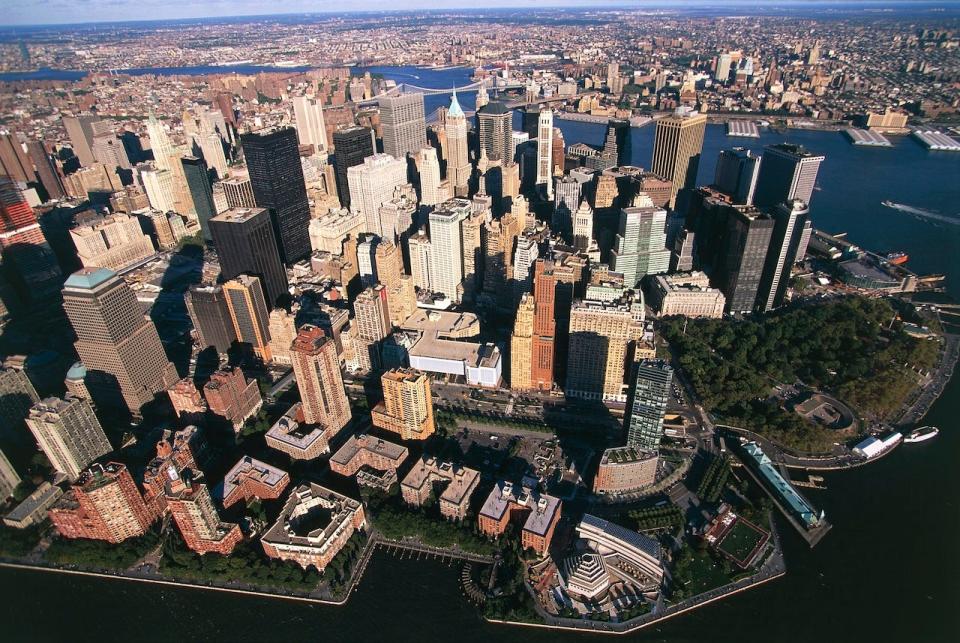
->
[881,200,960,226]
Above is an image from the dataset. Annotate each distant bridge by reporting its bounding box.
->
[356,77,527,105]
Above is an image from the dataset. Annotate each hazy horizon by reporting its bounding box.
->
[6,0,958,28]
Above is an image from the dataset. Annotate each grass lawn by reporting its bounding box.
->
[717,519,765,566]
[673,549,730,598]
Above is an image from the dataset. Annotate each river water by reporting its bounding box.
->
[2,64,959,642]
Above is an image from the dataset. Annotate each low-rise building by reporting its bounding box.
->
[329,434,409,490]
[3,482,63,529]
[261,483,366,571]
[265,403,330,460]
[400,456,480,520]
[593,447,659,495]
[478,481,562,555]
[648,271,725,319]
[220,456,290,509]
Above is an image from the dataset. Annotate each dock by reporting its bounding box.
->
[912,130,960,151]
[844,128,892,147]
[726,120,759,138]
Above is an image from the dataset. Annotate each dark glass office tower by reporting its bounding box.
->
[720,205,775,314]
[332,126,375,210]
[522,105,540,140]
[181,156,216,241]
[185,284,237,355]
[714,148,760,205]
[604,119,632,167]
[209,207,288,309]
[753,143,824,209]
[239,127,311,264]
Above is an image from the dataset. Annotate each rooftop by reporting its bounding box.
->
[329,433,409,468]
[63,267,116,290]
[220,456,289,501]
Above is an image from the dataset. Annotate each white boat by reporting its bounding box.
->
[904,426,939,443]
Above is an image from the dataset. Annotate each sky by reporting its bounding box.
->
[5,0,955,27]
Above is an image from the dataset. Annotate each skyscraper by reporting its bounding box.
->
[332,126,376,209]
[48,462,156,542]
[379,93,427,159]
[62,115,100,167]
[139,163,177,213]
[566,290,646,402]
[757,199,810,312]
[478,101,513,163]
[347,153,408,238]
[240,127,311,264]
[25,395,112,481]
[552,175,582,240]
[203,366,262,432]
[603,119,632,167]
[62,268,178,416]
[531,259,557,391]
[371,368,435,441]
[292,95,328,153]
[223,275,273,362]
[720,205,775,313]
[624,360,674,450]
[221,175,257,209]
[209,207,288,308]
[428,198,471,302]
[753,143,824,209]
[145,113,175,172]
[0,130,33,183]
[185,285,237,355]
[0,176,63,309]
[353,285,391,372]
[536,109,554,197]
[444,91,471,197]
[0,363,39,446]
[610,200,671,286]
[26,139,65,201]
[290,324,351,432]
[714,147,761,205]
[417,146,443,206]
[510,293,535,390]
[651,106,708,208]
[181,156,216,241]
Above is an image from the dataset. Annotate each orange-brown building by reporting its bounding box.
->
[478,481,562,555]
[290,325,351,433]
[370,368,435,441]
[400,456,479,521]
[530,259,557,391]
[203,366,263,433]
[220,456,290,509]
[329,433,408,489]
[167,377,207,422]
[48,462,158,543]
[164,467,243,555]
